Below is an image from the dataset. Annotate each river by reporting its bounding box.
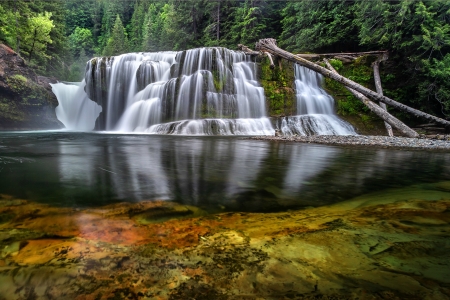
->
[0,131,448,211]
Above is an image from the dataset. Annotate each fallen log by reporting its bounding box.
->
[324,59,419,138]
[237,44,259,55]
[238,43,274,68]
[255,38,450,128]
[372,53,393,137]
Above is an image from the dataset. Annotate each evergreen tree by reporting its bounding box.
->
[229,0,267,46]
[280,0,358,52]
[142,3,164,51]
[103,14,129,56]
[128,0,147,52]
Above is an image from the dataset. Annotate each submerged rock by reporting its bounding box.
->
[0,44,62,130]
[0,184,450,299]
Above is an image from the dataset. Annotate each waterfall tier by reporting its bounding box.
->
[278,65,356,136]
[83,47,271,134]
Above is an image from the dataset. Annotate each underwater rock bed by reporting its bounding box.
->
[251,134,450,151]
[1,181,450,299]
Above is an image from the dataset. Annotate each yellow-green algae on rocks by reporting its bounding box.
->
[0,182,450,299]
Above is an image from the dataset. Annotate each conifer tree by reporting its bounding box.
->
[103,14,128,56]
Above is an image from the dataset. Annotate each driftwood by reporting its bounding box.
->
[324,59,419,138]
[372,53,393,136]
[255,38,450,128]
[238,43,275,69]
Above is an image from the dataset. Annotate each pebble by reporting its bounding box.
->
[250,134,450,151]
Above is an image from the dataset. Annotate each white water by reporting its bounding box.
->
[51,48,355,136]
[51,81,102,131]
[78,48,273,135]
[279,65,356,136]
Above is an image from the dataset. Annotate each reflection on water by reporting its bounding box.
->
[0,131,449,211]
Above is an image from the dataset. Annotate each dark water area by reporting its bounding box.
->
[0,131,449,212]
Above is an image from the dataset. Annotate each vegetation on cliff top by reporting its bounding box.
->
[0,0,449,125]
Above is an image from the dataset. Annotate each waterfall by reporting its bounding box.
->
[279,65,356,136]
[50,81,102,131]
[51,48,354,136]
[81,47,273,135]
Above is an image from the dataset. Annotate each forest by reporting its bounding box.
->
[0,0,449,122]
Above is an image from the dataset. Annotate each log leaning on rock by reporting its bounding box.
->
[324,59,419,138]
[255,38,450,128]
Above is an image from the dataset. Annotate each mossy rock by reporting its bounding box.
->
[258,56,296,117]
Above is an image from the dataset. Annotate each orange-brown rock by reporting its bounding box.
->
[1,182,450,299]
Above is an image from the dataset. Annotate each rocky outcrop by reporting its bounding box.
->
[0,44,62,130]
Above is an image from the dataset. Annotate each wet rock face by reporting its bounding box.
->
[0,44,62,130]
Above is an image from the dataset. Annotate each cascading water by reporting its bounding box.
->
[50,81,102,131]
[52,48,273,135]
[279,65,356,136]
[51,47,354,136]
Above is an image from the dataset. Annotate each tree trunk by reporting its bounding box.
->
[324,60,419,138]
[255,38,450,127]
[216,2,220,41]
[28,28,37,61]
[237,44,259,55]
[264,52,275,69]
[14,0,20,54]
[372,54,393,136]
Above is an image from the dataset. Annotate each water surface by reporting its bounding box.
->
[0,131,448,211]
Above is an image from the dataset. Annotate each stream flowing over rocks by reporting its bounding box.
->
[251,134,450,150]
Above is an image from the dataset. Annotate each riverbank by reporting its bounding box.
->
[250,134,450,150]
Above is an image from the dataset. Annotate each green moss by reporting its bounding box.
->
[10,74,27,83]
[329,59,343,71]
[258,56,296,117]
[212,69,227,92]
[323,55,389,134]
[6,74,29,93]
[324,56,373,116]
[0,102,25,121]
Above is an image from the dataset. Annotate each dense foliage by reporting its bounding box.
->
[0,0,448,120]
[282,0,450,120]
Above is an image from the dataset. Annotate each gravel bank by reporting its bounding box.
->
[250,134,450,150]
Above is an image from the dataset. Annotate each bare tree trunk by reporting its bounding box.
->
[373,54,393,136]
[264,52,275,69]
[324,60,419,138]
[217,1,220,41]
[255,38,450,127]
[28,28,37,61]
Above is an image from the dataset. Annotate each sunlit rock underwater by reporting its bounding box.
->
[50,47,355,136]
[1,181,450,299]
